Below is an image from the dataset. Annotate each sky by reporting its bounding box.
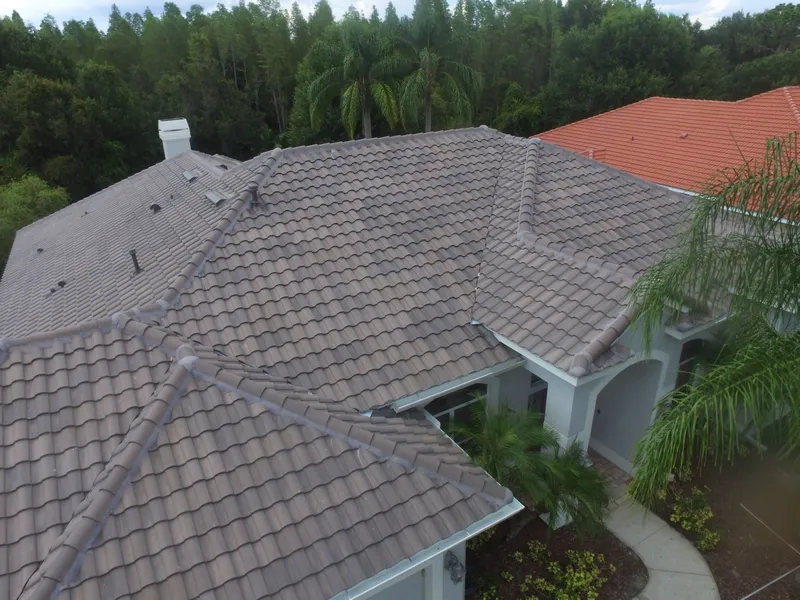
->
[0,0,787,33]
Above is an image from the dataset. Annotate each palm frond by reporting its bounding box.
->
[340,81,361,139]
[399,68,426,130]
[444,59,483,101]
[371,52,413,80]
[449,397,610,534]
[440,72,472,125]
[370,80,398,127]
[629,321,800,507]
[307,66,343,131]
[632,133,800,350]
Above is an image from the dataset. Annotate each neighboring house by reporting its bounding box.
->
[537,86,800,195]
[0,124,713,600]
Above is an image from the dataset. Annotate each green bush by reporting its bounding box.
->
[467,528,495,551]
[669,486,720,552]
[534,550,615,600]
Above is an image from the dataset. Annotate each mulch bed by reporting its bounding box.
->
[466,511,648,599]
[658,454,800,599]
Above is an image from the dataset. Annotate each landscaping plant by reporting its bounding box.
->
[669,486,721,551]
[450,397,611,535]
[629,133,800,508]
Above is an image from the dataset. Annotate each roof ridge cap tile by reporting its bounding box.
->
[159,148,284,310]
[191,360,513,508]
[0,317,115,363]
[568,306,636,377]
[517,138,540,235]
[18,354,195,600]
[281,127,501,159]
[535,96,670,137]
[782,86,800,125]
[516,140,643,282]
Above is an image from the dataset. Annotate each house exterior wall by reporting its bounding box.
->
[365,542,466,600]
[489,366,532,412]
[442,542,467,600]
[370,569,424,600]
[590,360,663,471]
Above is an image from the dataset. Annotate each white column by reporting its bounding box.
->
[485,376,501,412]
[543,378,594,450]
[423,553,444,600]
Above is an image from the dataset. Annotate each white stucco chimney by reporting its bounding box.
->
[158,118,191,159]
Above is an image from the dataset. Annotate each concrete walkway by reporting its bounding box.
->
[606,498,721,600]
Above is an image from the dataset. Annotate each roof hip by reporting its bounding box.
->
[17,351,196,600]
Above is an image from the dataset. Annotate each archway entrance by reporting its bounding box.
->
[590,360,663,473]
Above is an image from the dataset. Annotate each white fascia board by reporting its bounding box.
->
[659,183,798,225]
[489,329,646,387]
[489,330,579,385]
[661,184,697,197]
[664,316,726,341]
[332,499,525,600]
[391,357,525,412]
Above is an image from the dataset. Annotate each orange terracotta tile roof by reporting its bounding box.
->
[537,87,800,193]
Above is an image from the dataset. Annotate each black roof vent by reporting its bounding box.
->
[150,204,162,214]
[36,248,44,254]
[57,280,66,288]
[129,250,143,275]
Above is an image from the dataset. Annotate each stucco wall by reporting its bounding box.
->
[367,542,466,600]
[496,367,532,412]
[443,543,467,600]
[370,569,424,600]
[591,360,663,470]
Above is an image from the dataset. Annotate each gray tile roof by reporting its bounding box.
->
[472,135,686,375]
[164,130,514,410]
[1,318,507,600]
[0,127,688,600]
[0,152,242,338]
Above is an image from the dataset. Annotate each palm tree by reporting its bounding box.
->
[306,19,401,139]
[451,396,610,534]
[629,133,800,508]
[398,46,482,132]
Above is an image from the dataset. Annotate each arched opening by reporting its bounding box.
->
[590,359,663,473]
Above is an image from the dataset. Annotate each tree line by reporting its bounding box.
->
[0,0,799,273]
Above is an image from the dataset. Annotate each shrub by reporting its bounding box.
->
[697,529,721,552]
[670,487,713,533]
[534,550,614,600]
[669,486,720,552]
[528,540,550,563]
[450,397,611,535]
[467,528,495,551]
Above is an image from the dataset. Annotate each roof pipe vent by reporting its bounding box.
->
[129,250,143,275]
[158,118,191,159]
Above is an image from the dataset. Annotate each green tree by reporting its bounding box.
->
[496,82,540,135]
[541,3,696,128]
[307,18,401,138]
[723,49,800,99]
[452,397,611,534]
[399,46,482,131]
[629,134,800,508]
[0,176,69,276]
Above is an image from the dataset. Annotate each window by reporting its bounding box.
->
[425,384,486,434]
[676,339,712,389]
[528,374,548,414]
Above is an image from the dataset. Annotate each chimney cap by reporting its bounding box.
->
[158,118,191,142]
